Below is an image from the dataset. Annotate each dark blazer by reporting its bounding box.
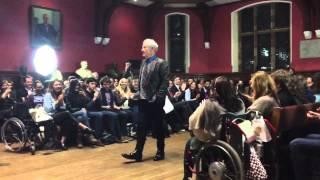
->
[138,57,169,101]
[65,91,88,113]
[84,90,102,111]
[169,85,184,103]
[100,87,116,108]
[35,23,57,45]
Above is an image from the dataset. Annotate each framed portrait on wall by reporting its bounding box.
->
[29,5,62,48]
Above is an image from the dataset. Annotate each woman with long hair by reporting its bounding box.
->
[65,79,101,148]
[248,71,279,119]
[115,78,133,110]
[114,78,133,141]
[183,76,245,179]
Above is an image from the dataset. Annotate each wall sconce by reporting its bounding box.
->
[303,31,312,39]
[102,37,110,45]
[94,36,102,44]
[315,30,320,38]
[204,41,210,49]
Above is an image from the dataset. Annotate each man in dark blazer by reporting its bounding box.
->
[122,38,169,162]
[168,76,184,103]
[35,14,58,46]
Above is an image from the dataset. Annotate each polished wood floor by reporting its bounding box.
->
[0,132,189,180]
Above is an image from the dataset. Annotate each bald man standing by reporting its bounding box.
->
[122,39,169,162]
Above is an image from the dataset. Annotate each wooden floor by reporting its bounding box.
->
[0,132,189,180]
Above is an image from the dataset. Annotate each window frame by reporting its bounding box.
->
[231,1,292,73]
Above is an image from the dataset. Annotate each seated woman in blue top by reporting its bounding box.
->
[43,80,95,150]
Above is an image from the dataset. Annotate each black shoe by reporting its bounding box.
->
[121,150,142,162]
[83,128,95,135]
[60,142,68,151]
[87,135,104,146]
[153,151,164,161]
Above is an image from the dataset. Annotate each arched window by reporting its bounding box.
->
[165,13,190,73]
[231,1,291,73]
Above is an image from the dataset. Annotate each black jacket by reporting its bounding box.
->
[84,90,102,111]
[168,85,184,103]
[65,91,88,113]
[138,57,169,101]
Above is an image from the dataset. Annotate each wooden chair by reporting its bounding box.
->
[270,103,320,180]
[270,103,319,135]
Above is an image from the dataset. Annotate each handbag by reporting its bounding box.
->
[29,105,53,123]
[246,145,268,180]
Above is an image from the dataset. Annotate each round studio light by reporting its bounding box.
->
[33,45,58,76]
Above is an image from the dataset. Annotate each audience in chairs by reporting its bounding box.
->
[2,67,320,180]
[183,76,245,180]
[83,78,118,142]
[96,77,126,143]
[65,79,102,147]
[43,80,96,150]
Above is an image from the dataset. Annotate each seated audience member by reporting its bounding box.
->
[290,108,320,180]
[113,78,119,89]
[168,80,173,92]
[235,80,252,109]
[114,78,134,140]
[288,74,314,104]
[84,78,122,143]
[0,80,17,120]
[187,78,194,89]
[167,76,188,131]
[92,72,99,81]
[247,71,280,178]
[271,71,313,179]
[270,69,297,107]
[26,80,45,108]
[184,81,200,110]
[65,79,101,147]
[170,81,201,130]
[184,81,200,101]
[248,71,279,119]
[98,77,127,143]
[169,76,184,103]
[183,76,245,180]
[306,76,314,92]
[199,80,211,101]
[312,72,320,103]
[114,78,132,110]
[16,75,34,102]
[43,80,95,150]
